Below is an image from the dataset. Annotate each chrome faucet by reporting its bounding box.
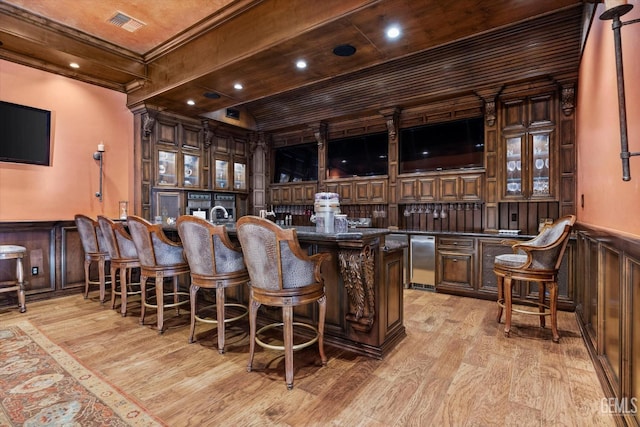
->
[210,205,229,220]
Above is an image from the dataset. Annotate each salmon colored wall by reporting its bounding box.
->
[0,60,134,221]
[578,2,640,238]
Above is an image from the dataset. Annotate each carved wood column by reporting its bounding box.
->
[475,88,501,232]
[249,131,268,214]
[338,245,376,332]
[309,122,327,191]
[380,107,400,227]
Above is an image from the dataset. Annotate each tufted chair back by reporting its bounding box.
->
[236,216,320,291]
[75,214,108,255]
[507,215,576,271]
[97,216,138,260]
[126,215,185,268]
[177,216,246,277]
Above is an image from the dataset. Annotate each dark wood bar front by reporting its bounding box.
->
[226,225,407,359]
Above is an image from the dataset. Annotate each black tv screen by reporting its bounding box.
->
[327,132,388,178]
[400,117,484,173]
[0,101,52,166]
[273,142,318,183]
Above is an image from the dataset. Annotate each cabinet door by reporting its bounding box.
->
[281,186,293,204]
[183,154,200,187]
[370,179,387,203]
[303,184,317,203]
[504,133,525,199]
[439,176,459,201]
[529,131,551,199]
[292,184,306,204]
[214,158,229,190]
[270,187,282,204]
[398,178,417,202]
[354,181,369,203]
[459,174,483,201]
[233,161,247,191]
[154,191,182,223]
[157,150,177,186]
[437,250,474,291]
[338,182,353,203]
[417,177,436,201]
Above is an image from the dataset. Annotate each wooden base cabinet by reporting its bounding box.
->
[431,234,575,311]
[436,236,475,294]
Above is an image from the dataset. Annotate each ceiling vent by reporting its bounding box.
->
[108,12,146,32]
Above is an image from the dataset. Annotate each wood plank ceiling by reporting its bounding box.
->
[0,0,588,133]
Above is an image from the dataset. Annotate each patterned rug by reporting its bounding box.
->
[0,320,165,426]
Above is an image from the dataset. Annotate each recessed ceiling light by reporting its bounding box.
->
[187,99,195,106]
[70,62,80,69]
[234,83,243,90]
[333,44,356,57]
[296,60,307,69]
[386,25,401,39]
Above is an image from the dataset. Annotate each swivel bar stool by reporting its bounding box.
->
[75,214,111,303]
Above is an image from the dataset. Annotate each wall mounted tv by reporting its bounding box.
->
[273,142,318,183]
[400,117,484,173]
[327,132,388,178]
[0,101,52,166]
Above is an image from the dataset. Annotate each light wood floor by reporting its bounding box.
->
[0,289,615,426]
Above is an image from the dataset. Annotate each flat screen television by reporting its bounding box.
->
[327,132,388,178]
[273,142,318,183]
[400,117,484,173]
[0,101,52,166]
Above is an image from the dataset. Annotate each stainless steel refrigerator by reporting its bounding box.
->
[410,235,435,288]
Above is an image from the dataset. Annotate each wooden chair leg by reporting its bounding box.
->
[496,274,504,323]
[283,305,294,390]
[504,275,512,338]
[120,267,128,317]
[318,295,327,366]
[156,273,165,333]
[538,282,546,329]
[84,259,91,299]
[173,276,180,316]
[139,274,148,325]
[188,284,199,344]
[550,281,559,343]
[98,255,106,304]
[16,256,26,313]
[110,265,118,310]
[247,298,259,373]
[216,286,226,354]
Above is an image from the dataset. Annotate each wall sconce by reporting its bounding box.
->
[600,0,640,181]
[93,143,105,202]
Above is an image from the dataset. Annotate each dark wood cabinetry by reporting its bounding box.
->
[398,170,482,203]
[269,182,317,205]
[0,221,85,306]
[436,236,475,293]
[325,177,388,204]
[133,108,249,221]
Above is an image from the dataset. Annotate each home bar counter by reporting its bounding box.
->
[223,225,407,359]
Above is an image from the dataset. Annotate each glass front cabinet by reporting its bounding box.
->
[154,117,204,189]
[503,129,553,200]
[500,93,556,201]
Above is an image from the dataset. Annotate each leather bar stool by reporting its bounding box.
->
[127,215,190,333]
[0,245,28,313]
[97,216,141,317]
[494,215,576,343]
[75,214,111,303]
[177,215,249,353]
[236,215,329,389]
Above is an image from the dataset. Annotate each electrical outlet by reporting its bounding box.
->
[511,213,517,222]
[31,266,38,275]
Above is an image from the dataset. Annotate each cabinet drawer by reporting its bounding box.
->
[437,237,474,251]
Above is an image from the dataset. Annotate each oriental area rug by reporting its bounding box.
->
[0,320,164,426]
